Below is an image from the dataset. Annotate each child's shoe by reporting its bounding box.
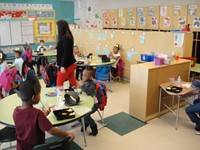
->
[89,123,98,136]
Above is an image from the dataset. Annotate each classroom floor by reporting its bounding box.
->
[1,80,200,150]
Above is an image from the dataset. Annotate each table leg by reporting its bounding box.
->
[158,88,162,117]
[175,95,181,130]
[172,96,175,110]
[81,117,87,147]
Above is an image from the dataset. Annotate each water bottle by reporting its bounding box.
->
[177,75,182,87]
[57,87,64,106]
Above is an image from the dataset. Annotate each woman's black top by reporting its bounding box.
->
[56,36,76,68]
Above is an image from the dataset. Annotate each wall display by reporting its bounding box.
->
[151,17,158,26]
[0,10,27,20]
[178,16,186,28]
[160,6,167,16]
[193,17,200,28]
[34,20,56,43]
[188,4,200,31]
[0,3,53,10]
[126,8,137,28]
[137,8,143,17]
[27,10,55,20]
[173,5,181,15]
[148,7,154,16]
[188,5,197,16]
[164,17,171,27]
[140,17,145,26]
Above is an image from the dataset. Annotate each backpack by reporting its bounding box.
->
[95,80,107,111]
[41,64,58,87]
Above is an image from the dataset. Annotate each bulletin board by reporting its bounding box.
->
[172,4,188,30]
[108,9,118,28]
[34,20,56,43]
[126,8,137,29]
[136,7,148,29]
[118,8,127,28]
[72,29,193,79]
[159,5,174,30]
[147,6,160,30]
[187,4,200,31]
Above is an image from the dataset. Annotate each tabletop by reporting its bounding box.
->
[160,82,198,96]
[0,87,94,127]
[77,56,116,67]
[33,50,57,57]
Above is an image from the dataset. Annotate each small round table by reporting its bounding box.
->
[0,87,94,146]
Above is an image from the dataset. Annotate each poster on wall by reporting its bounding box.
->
[127,8,133,17]
[130,17,136,26]
[140,17,145,26]
[173,5,181,15]
[178,16,186,28]
[34,20,56,43]
[193,17,200,28]
[151,17,158,26]
[160,6,167,17]
[137,8,143,17]
[28,10,55,20]
[118,9,123,17]
[164,17,171,27]
[174,33,184,47]
[120,18,126,26]
[112,17,118,26]
[148,7,154,16]
[188,5,197,16]
[0,10,27,20]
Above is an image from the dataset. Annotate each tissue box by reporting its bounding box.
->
[154,57,164,65]
[140,54,154,62]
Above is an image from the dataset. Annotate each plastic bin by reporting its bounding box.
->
[154,57,164,65]
[140,54,154,62]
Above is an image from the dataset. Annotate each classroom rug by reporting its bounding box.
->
[99,112,146,136]
[71,142,83,150]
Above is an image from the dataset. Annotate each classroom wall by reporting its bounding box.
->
[0,0,74,50]
[74,0,200,28]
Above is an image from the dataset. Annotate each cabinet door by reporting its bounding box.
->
[188,4,200,31]
[118,8,127,28]
[126,8,137,29]
[147,6,160,30]
[159,5,174,30]
[137,7,148,29]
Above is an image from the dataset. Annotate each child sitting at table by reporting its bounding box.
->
[14,47,24,76]
[78,67,98,136]
[13,70,74,150]
[109,44,121,78]
[73,45,85,80]
[0,50,8,76]
[37,40,48,53]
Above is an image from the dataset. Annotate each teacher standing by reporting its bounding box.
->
[56,19,77,87]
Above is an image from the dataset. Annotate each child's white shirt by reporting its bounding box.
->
[112,52,120,68]
[14,57,24,75]
[37,45,48,53]
[0,61,8,75]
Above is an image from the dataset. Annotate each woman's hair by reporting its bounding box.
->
[57,19,74,41]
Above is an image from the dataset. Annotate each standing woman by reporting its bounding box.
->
[56,20,77,87]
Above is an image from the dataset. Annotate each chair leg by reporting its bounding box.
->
[97,109,107,130]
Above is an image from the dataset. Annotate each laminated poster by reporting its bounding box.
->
[174,33,184,47]
[164,17,170,27]
[130,17,135,26]
[178,16,186,28]
[148,7,154,16]
[97,33,101,40]
[173,5,181,15]
[140,35,145,44]
[137,8,143,17]
[193,17,200,28]
[140,17,145,26]
[118,9,123,17]
[112,17,117,26]
[160,6,167,17]
[120,17,126,26]
[127,9,133,17]
[188,5,197,16]
[151,17,158,26]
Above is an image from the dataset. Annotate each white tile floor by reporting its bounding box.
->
[1,80,200,150]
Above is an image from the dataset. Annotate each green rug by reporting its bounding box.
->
[99,112,146,136]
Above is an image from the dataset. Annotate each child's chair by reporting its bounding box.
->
[95,80,108,129]
[0,126,16,150]
[33,136,71,150]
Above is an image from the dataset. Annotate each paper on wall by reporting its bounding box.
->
[174,33,184,47]
[160,6,167,17]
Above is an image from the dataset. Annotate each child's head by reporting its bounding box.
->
[73,45,79,54]
[14,47,22,58]
[0,50,6,64]
[82,67,94,82]
[24,43,31,51]
[15,70,41,105]
[113,44,120,54]
[40,40,45,46]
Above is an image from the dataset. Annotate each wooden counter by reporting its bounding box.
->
[129,59,190,122]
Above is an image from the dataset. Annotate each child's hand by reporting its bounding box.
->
[42,107,51,116]
[67,132,75,142]
[78,80,84,87]
[109,52,113,57]
[60,67,66,73]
